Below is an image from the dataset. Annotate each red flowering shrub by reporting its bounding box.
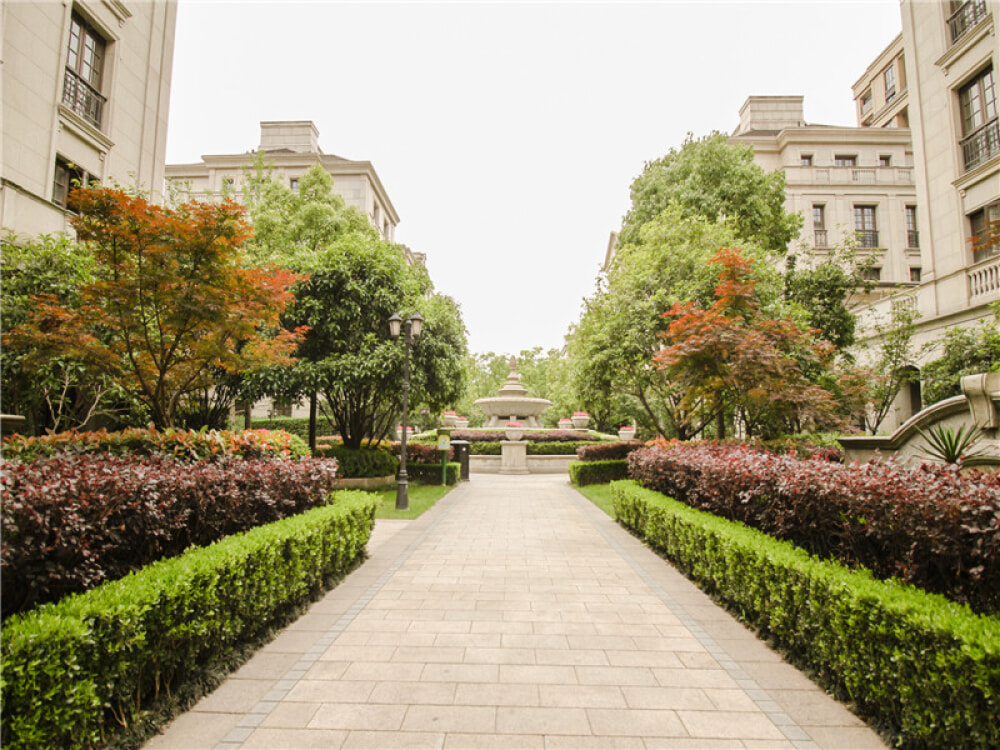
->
[1,453,339,617]
[390,442,454,462]
[2,426,310,463]
[575,440,644,462]
[628,443,1000,613]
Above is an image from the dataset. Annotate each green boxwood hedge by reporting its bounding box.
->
[315,445,398,478]
[611,480,1000,749]
[0,492,376,750]
[569,459,628,486]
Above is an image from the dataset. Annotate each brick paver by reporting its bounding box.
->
[145,475,886,750]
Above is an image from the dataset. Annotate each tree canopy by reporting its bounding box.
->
[619,132,801,253]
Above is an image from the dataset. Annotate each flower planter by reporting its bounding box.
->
[455,417,469,429]
[571,413,590,429]
[505,422,525,441]
[558,418,574,430]
[441,411,457,428]
[618,428,636,441]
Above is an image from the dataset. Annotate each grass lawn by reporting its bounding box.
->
[369,482,454,520]
[573,482,616,517]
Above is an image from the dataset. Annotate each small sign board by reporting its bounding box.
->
[437,433,451,451]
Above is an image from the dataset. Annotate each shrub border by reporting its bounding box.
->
[569,459,628,486]
[0,492,377,750]
[611,480,1000,749]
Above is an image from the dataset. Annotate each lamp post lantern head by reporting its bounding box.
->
[388,312,402,340]
[409,313,424,340]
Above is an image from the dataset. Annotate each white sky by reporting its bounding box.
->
[165,0,903,356]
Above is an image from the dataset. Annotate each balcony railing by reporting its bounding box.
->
[855,230,880,249]
[61,68,105,129]
[961,117,1000,171]
[852,168,877,184]
[949,0,988,45]
[907,230,920,249]
[813,229,828,247]
[969,256,1000,301]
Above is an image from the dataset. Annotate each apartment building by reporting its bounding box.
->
[731,96,919,298]
[165,120,402,246]
[1,1,178,240]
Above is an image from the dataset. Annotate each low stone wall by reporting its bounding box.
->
[470,455,577,475]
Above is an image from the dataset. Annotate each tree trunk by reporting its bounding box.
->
[308,392,317,454]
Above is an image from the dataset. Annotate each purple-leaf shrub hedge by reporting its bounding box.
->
[627,443,1000,613]
[575,440,644,462]
[1,453,339,617]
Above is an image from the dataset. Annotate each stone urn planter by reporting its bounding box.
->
[396,424,414,441]
[441,410,457,428]
[505,421,525,441]
[455,416,469,429]
[618,426,636,441]
[558,418,574,430]
[571,412,590,430]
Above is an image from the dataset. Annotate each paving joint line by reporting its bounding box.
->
[213,482,470,749]
[563,483,821,750]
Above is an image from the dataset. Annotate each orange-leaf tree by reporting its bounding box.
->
[653,247,849,439]
[9,187,305,428]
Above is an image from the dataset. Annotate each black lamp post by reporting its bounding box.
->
[388,312,424,511]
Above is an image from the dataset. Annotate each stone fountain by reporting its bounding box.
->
[474,357,552,428]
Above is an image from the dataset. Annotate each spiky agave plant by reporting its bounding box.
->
[915,423,986,464]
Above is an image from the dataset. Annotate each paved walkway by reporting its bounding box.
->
[145,475,886,750]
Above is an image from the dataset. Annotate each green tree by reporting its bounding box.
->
[922,314,1000,405]
[567,208,781,439]
[619,132,801,253]
[250,231,467,449]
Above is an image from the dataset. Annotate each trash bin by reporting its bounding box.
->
[451,440,470,481]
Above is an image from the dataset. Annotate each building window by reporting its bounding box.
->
[854,205,879,248]
[221,176,235,194]
[879,154,892,167]
[959,65,999,171]
[862,266,883,282]
[860,90,873,116]
[800,154,813,166]
[62,12,107,129]
[834,154,857,167]
[52,157,96,210]
[884,66,897,103]
[289,178,299,193]
[910,267,922,283]
[812,204,827,247]
[949,0,988,45]
[905,205,919,248]
[272,401,293,418]
[969,202,1000,263]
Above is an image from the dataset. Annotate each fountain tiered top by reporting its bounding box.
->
[474,356,552,428]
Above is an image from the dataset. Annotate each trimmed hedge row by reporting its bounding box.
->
[628,443,1000,613]
[575,440,644,462]
[0,492,376,750]
[612,480,1000,749]
[406,462,460,485]
[467,440,599,456]
[1,426,311,462]
[314,445,398,478]
[1,454,340,617]
[569,459,628,486]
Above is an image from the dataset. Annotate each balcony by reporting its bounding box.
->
[814,229,828,247]
[785,165,913,187]
[61,68,105,129]
[907,230,920,249]
[969,255,1000,302]
[961,117,1000,171]
[855,230,880,249]
[949,0,988,45]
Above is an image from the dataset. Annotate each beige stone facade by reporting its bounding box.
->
[851,1,1000,431]
[165,121,401,245]
[731,96,919,298]
[1,0,178,240]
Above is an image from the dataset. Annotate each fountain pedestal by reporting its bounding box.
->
[499,440,529,475]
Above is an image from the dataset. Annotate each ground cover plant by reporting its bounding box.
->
[612,480,1000,749]
[569,459,628,486]
[369,483,454,520]
[628,442,1000,613]
[575,440,644,461]
[1,451,339,617]
[1,492,376,750]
